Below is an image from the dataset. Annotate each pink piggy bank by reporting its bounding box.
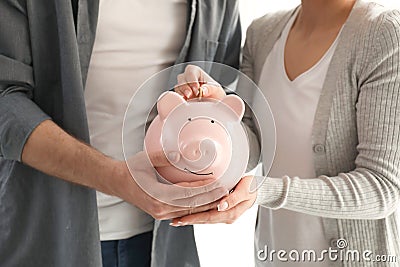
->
[144,91,249,184]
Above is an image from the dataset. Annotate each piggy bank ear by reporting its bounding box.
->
[157,91,186,120]
[220,95,245,121]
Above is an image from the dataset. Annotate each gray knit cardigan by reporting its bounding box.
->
[242,1,400,266]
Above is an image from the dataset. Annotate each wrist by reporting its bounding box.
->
[98,159,129,197]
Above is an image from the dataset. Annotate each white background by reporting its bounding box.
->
[194,1,400,267]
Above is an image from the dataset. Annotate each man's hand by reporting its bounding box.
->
[21,120,224,220]
[116,151,227,220]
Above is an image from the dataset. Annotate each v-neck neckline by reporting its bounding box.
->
[279,9,343,86]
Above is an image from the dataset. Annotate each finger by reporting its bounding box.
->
[171,200,252,226]
[171,209,218,225]
[217,177,254,212]
[176,181,228,200]
[176,74,193,99]
[171,186,227,207]
[175,178,214,188]
[184,65,206,96]
[158,179,223,201]
[151,179,224,207]
[177,73,203,99]
[148,151,180,167]
[200,84,226,100]
[184,69,202,97]
[161,199,219,220]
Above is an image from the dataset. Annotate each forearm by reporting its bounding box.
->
[21,119,123,196]
[19,119,223,220]
[256,168,400,220]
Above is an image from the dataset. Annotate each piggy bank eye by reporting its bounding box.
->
[188,118,192,121]
[211,120,214,123]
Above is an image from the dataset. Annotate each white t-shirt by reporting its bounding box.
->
[84,0,187,240]
[255,10,341,267]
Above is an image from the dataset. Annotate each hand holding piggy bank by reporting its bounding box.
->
[144,91,249,186]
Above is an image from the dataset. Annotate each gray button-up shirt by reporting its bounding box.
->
[0,0,241,266]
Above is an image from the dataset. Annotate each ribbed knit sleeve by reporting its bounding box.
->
[256,10,400,220]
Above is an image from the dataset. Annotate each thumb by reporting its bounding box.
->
[201,84,225,100]
[217,176,254,212]
[148,151,180,167]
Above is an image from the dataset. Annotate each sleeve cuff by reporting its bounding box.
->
[0,92,51,161]
[255,176,291,209]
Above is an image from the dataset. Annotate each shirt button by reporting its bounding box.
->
[314,144,325,154]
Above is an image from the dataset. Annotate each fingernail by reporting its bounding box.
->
[217,201,228,211]
[184,89,191,98]
[169,221,183,227]
[167,152,180,163]
[178,221,188,227]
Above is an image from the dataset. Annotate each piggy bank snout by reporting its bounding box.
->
[180,139,217,171]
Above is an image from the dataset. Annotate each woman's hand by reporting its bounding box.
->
[170,176,257,225]
[174,65,226,100]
